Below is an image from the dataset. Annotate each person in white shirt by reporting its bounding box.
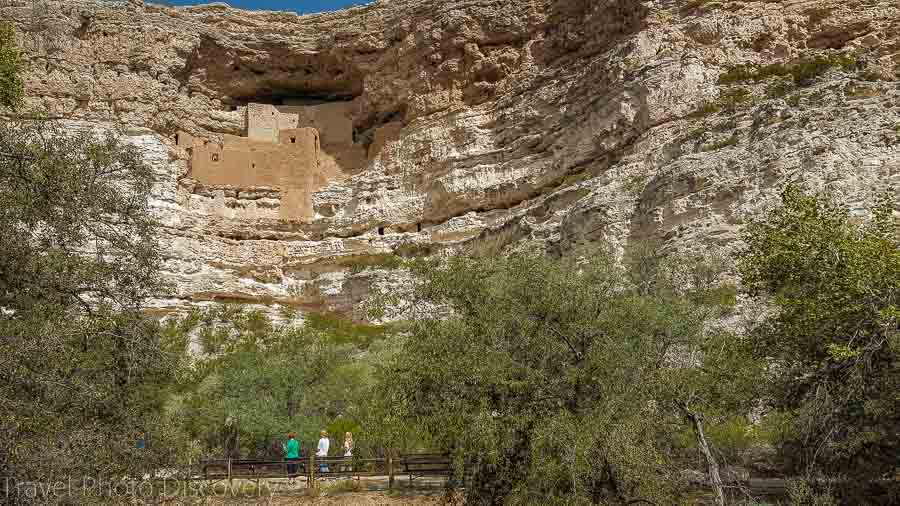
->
[338,431,354,474]
[343,432,353,457]
[317,430,330,473]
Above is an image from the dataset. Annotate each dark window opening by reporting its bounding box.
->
[378,227,385,236]
[228,91,361,109]
[232,65,240,71]
[174,133,179,145]
[417,223,422,233]
[252,163,256,169]
[211,153,219,162]
[290,137,296,144]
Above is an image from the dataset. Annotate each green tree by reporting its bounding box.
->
[0,119,183,502]
[166,306,387,459]
[370,248,758,505]
[739,186,900,490]
[0,23,23,108]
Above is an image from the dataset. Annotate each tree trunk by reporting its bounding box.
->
[685,409,725,506]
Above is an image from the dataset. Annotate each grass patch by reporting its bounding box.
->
[701,133,740,152]
[719,53,858,86]
[686,127,707,140]
[691,88,752,117]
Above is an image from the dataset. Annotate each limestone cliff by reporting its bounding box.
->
[3,0,899,320]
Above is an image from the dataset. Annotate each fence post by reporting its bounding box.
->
[388,450,394,490]
[227,457,232,487]
[308,453,316,489]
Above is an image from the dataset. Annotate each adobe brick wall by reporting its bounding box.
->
[186,99,387,220]
[246,103,301,143]
[277,101,356,146]
[191,129,318,185]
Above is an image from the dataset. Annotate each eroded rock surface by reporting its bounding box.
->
[4,0,899,319]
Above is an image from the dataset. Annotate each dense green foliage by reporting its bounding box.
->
[0,119,185,502]
[739,187,900,488]
[370,249,758,505]
[163,307,393,459]
[0,23,23,108]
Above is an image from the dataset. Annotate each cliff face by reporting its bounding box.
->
[4,0,899,319]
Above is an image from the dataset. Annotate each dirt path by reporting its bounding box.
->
[207,489,456,505]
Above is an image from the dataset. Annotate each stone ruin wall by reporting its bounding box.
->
[279,101,369,179]
[182,101,370,221]
[187,128,319,187]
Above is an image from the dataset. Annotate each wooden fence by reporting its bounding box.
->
[197,451,452,489]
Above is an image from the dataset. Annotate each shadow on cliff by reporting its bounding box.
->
[418,0,651,240]
[538,0,655,256]
[177,34,363,109]
[539,0,649,65]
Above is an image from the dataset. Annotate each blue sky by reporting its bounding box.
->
[163,0,371,15]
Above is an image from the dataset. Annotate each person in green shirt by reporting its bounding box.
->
[284,432,300,480]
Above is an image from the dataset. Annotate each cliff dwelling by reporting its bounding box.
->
[179,101,390,221]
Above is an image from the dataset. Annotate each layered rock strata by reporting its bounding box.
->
[3,0,899,319]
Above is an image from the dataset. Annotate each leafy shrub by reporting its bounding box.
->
[739,186,900,482]
[0,23,23,108]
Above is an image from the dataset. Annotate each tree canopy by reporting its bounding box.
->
[162,306,390,460]
[0,119,183,501]
[369,249,759,505]
[739,186,900,486]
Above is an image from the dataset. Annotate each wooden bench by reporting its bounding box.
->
[399,452,452,481]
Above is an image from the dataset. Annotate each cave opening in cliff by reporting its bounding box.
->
[352,106,408,152]
[227,89,357,109]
